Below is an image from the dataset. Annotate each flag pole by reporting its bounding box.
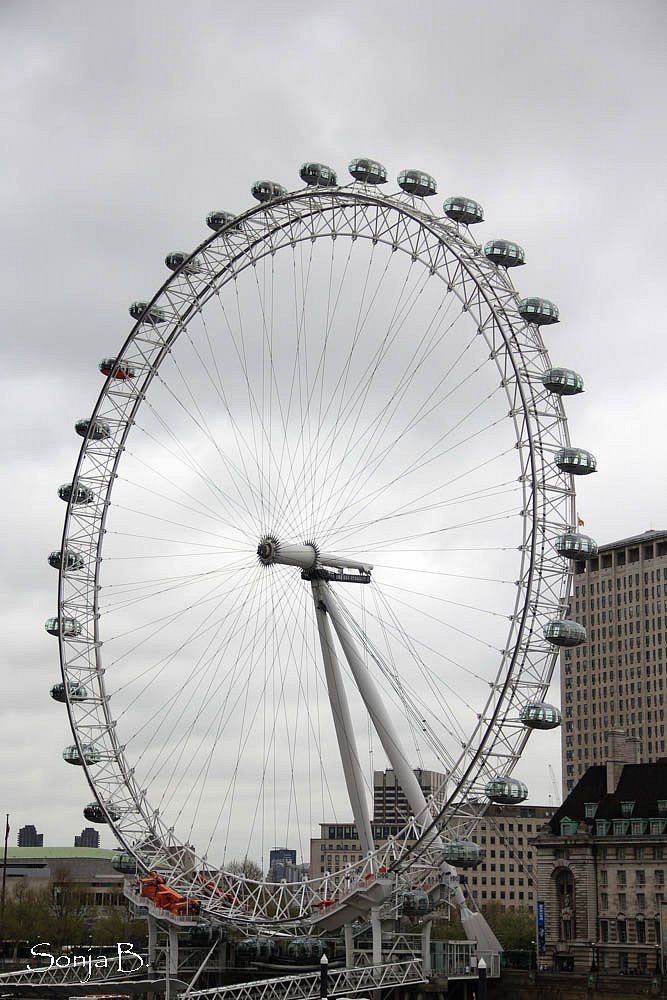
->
[0,814,9,968]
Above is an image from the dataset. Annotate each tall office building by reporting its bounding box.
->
[17,824,43,847]
[74,826,100,848]
[373,769,447,823]
[267,848,297,881]
[561,529,667,796]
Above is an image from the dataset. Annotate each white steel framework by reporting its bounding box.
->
[54,171,578,927]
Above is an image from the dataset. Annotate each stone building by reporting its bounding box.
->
[535,731,667,975]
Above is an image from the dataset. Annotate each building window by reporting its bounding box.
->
[617,920,627,944]
[637,919,647,943]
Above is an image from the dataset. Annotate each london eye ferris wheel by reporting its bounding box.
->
[47,157,597,926]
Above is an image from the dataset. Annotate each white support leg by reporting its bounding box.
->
[168,925,179,976]
[147,913,158,972]
[421,919,433,976]
[371,905,383,967]
[321,582,441,839]
[344,922,355,967]
[312,579,375,859]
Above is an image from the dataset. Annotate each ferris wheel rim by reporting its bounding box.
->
[55,178,575,916]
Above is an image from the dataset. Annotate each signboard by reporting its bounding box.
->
[537,900,546,954]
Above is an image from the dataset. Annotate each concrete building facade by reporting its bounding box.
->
[562,528,667,797]
[464,804,555,910]
[0,847,125,908]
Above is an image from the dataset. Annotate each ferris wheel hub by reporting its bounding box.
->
[257,535,373,578]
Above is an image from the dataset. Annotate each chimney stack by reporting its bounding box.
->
[605,729,641,793]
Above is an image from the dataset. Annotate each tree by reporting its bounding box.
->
[90,911,147,947]
[227,858,264,880]
[47,865,91,946]
[431,911,466,940]
[481,902,534,950]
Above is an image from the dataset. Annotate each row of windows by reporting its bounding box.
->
[599,869,664,886]
[599,916,662,946]
[600,892,663,911]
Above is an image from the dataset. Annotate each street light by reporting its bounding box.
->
[477,956,488,1000]
[320,953,329,1000]
[655,944,661,976]
[589,941,598,972]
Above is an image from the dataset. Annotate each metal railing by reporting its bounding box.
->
[180,959,425,1000]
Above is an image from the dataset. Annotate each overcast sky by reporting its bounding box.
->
[2,0,666,855]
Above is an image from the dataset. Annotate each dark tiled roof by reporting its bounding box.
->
[598,529,667,553]
[549,760,667,834]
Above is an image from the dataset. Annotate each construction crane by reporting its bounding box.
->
[548,764,562,807]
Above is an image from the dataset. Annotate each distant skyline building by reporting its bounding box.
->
[373,768,447,823]
[267,848,297,881]
[74,826,99,848]
[17,824,43,847]
[561,528,667,796]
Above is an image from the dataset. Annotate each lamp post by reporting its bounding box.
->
[477,956,488,1000]
[320,953,329,1000]
[590,941,598,972]
[655,944,661,977]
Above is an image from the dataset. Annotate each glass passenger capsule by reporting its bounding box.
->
[518,297,560,325]
[541,368,584,396]
[58,482,94,505]
[485,777,528,804]
[63,744,101,766]
[442,840,485,867]
[397,169,437,197]
[50,681,89,703]
[443,196,484,225]
[348,158,388,184]
[241,937,279,960]
[206,210,238,232]
[251,180,287,203]
[47,549,85,572]
[555,532,598,559]
[129,301,168,324]
[165,250,202,274]
[483,239,525,267]
[519,702,562,730]
[555,447,597,475]
[99,357,136,380]
[44,616,82,638]
[83,801,120,823]
[543,619,587,647]
[112,851,138,874]
[400,890,431,914]
[75,418,111,441]
[299,162,337,187]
